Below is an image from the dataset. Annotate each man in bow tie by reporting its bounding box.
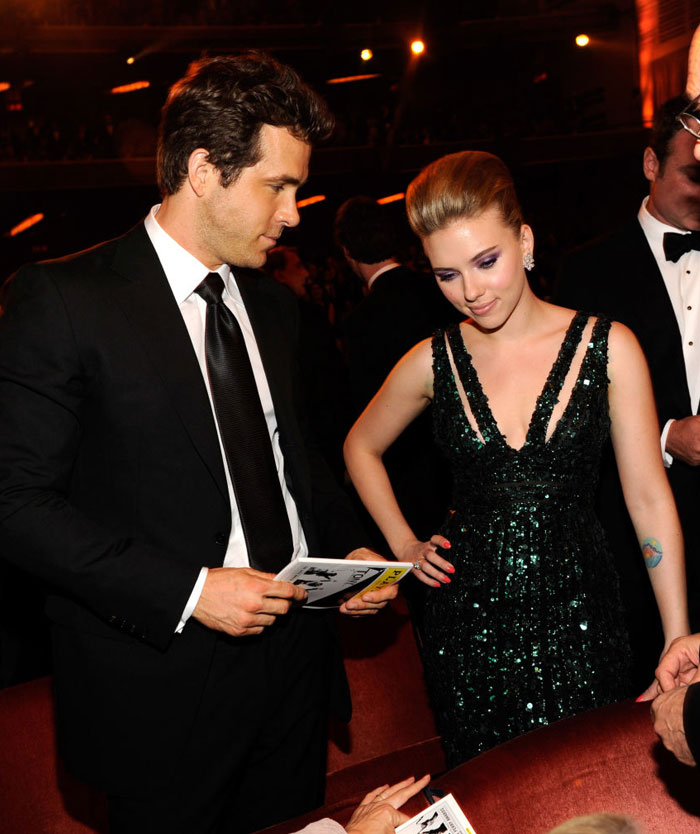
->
[555,95,700,686]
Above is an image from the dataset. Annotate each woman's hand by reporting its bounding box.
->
[399,535,454,587]
[345,775,431,834]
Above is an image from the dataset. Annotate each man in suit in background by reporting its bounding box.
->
[555,96,700,685]
[0,53,395,834]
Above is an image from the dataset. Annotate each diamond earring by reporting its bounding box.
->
[523,252,535,271]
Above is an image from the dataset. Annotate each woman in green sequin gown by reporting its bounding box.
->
[344,151,689,767]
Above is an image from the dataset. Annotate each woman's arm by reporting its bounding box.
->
[608,322,689,649]
[343,340,453,587]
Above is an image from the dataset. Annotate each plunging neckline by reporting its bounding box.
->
[446,311,591,453]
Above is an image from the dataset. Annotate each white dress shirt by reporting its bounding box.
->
[638,197,700,465]
[144,206,308,630]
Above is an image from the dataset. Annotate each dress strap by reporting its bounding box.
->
[527,311,589,445]
[444,322,499,446]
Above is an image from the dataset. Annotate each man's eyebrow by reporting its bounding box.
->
[266,175,306,186]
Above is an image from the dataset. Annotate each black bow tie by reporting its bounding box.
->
[663,231,700,262]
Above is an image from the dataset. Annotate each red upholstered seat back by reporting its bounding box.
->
[325,595,446,803]
[0,676,108,834]
[257,698,700,834]
[422,698,700,833]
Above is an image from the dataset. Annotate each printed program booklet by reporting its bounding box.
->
[395,793,477,834]
[274,556,413,608]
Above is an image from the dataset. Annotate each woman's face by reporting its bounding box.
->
[422,205,533,330]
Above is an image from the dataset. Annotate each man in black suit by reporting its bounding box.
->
[335,197,458,545]
[0,53,395,834]
[555,96,700,683]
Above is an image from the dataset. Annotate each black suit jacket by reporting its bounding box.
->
[0,223,364,792]
[343,265,459,413]
[342,265,459,544]
[555,218,700,631]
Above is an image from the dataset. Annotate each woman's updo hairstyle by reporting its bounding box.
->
[406,150,523,239]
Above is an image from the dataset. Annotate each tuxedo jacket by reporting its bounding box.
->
[0,223,365,792]
[555,218,700,625]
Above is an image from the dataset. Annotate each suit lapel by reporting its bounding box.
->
[623,222,692,416]
[108,223,229,501]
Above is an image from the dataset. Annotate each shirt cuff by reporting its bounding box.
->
[175,567,208,633]
[661,419,675,468]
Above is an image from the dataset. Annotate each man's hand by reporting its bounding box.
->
[192,567,306,637]
[656,634,700,691]
[339,548,399,616]
[651,687,696,766]
[345,775,430,834]
[666,416,700,466]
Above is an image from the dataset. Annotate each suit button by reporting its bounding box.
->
[214,533,227,546]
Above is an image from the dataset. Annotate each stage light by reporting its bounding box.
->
[111,81,150,94]
[326,74,380,85]
[296,195,325,208]
[9,213,44,237]
[126,56,135,65]
[575,34,590,47]
[361,49,373,62]
[0,82,10,93]
[377,193,405,205]
[411,40,425,56]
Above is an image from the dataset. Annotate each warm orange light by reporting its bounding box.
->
[9,213,44,237]
[360,49,373,61]
[0,82,10,93]
[110,80,150,94]
[575,34,590,47]
[377,193,405,205]
[411,40,425,55]
[126,56,135,65]
[296,195,325,208]
[326,74,380,85]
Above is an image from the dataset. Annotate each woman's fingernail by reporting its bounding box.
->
[441,576,451,584]
[447,565,455,573]
[443,541,452,549]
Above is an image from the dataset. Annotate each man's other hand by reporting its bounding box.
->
[339,548,399,616]
[651,686,696,766]
[193,567,306,636]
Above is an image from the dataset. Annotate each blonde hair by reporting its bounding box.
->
[547,813,642,834]
[405,150,523,238]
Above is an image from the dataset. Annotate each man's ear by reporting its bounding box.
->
[187,148,213,197]
[643,146,660,183]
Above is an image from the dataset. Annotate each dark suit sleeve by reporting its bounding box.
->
[553,247,599,311]
[0,266,200,650]
[684,681,700,764]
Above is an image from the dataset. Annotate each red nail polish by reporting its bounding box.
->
[443,541,452,549]
[442,576,451,584]
[447,565,456,573]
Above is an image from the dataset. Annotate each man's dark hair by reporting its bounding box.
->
[157,52,334,195]
[334,196,401,264]
[650,94,690,171]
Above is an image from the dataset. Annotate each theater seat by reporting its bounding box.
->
[258,698,700,834]
[0,595,443,833]
[0,676,108,834]
[325,594,445,804]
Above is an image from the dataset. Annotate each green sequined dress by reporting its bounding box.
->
[425,312,632,766]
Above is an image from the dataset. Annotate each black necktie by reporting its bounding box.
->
[195,272,293,572]
[663,231,700,263]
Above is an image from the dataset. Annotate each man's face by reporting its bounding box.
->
[646,129,700,231]
[196,124,310,269]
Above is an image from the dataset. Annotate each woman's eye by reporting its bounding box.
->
[478,256,498,269]
[435,272,458,282]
